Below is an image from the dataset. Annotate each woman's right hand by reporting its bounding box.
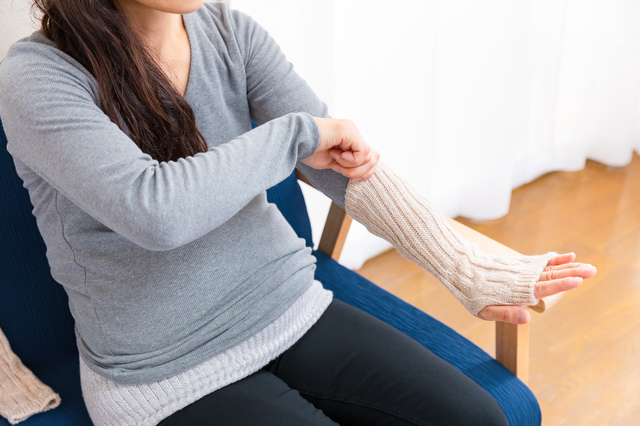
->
[301,117,380,181]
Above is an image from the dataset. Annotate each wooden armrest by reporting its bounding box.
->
[295,168,313,188]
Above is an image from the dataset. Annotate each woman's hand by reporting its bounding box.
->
[477,252,597,324]
[301,117,380,181]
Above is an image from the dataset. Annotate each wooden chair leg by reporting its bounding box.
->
[495,322,529,384]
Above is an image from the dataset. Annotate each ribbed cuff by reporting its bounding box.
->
[463,251,558,315]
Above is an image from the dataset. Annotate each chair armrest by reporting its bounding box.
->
[295,168,314,188]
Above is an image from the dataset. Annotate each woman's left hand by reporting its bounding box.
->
[477,252,597,324]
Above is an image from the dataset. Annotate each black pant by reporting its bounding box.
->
[158,300,509,426]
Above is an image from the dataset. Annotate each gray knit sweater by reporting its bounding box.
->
[0,0,348,389]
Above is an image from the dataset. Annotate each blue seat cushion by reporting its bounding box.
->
[313,249,542,426]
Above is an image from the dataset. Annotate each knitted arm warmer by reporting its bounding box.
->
[345,163,557,317]
[0,329,60,425]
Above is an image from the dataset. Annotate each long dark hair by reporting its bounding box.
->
[32,0,208,162]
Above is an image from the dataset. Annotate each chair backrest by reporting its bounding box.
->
[0,118,78,378]
[0,117,314,378]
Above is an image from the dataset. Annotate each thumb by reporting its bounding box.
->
[477,306,531,324]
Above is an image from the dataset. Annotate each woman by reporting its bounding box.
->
[0,0,596,425]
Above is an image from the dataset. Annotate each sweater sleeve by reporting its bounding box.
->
[0,39,319,251]
[227,6,349,207]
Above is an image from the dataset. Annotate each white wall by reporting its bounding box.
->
[0,0,39,59]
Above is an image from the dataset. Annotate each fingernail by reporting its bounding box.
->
[352,177,362,183]
[516,310,524,323]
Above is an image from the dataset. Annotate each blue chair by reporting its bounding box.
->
[0,118,541,425]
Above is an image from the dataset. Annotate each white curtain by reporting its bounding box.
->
[0,0,38,59]
[234,0,640,269]
[4,1,640,269]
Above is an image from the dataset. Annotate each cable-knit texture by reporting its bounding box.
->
[0,329,61,425]
[80,282,332,426]
[345,163,557,316]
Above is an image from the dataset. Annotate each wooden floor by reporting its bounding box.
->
[357,153,640,426]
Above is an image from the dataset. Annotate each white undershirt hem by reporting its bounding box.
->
[80,281,332,426]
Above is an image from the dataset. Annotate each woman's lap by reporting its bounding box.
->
[157,369,337,426]
[159,299,508,426]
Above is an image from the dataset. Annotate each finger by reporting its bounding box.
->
[340,145,370,166]
[330,148,379,178]
[337,120,370,164]
[357,162,379,181]
[539,264,597,282]
[546,252,576,267]
[332,157,379,180]
[534,276,583,299]
[342,150,368,165]
[477,306,531,324]
[330,149,371,168]
[543,262,583,271]
[330,149,360,165]
[351,149,380,181]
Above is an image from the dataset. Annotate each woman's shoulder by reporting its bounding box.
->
[189,1,270,61]
[193,1,252,27]
[0,31,97,105]
[2,31,87,74]
[191,1,266,39]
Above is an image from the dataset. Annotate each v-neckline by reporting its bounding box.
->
[181,13,195,100]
